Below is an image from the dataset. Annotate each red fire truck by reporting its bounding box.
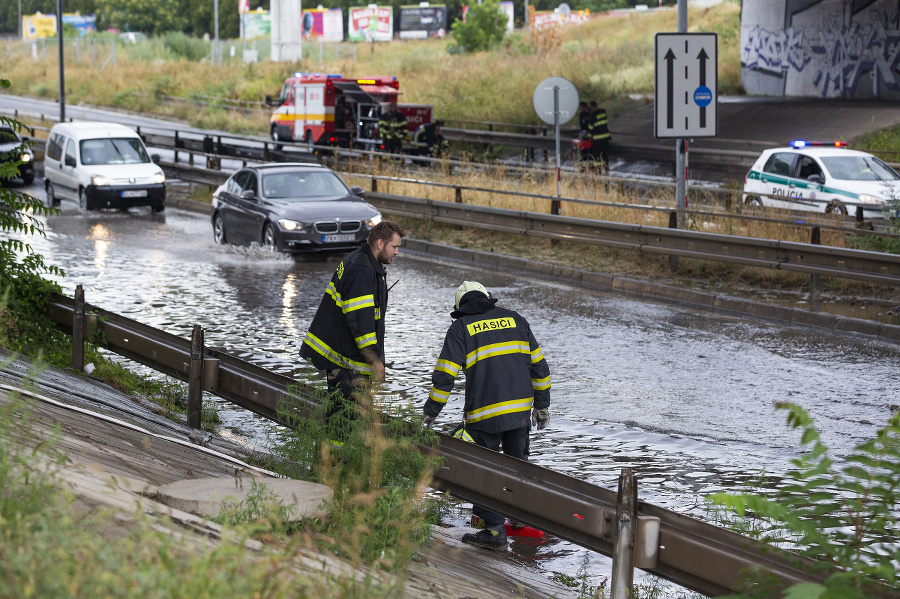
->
[267,73,432,151]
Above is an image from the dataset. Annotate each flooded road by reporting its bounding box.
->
[15,194,900,591]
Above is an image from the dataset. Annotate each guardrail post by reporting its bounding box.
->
[73,284,85,372]
[188,325,204,430]
[610,468,637,599]
[455,187,462,203]
[371,176,378,192]
[668,212,678,271]
[810,227,821,312]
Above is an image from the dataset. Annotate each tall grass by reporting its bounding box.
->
[0,2,742,131]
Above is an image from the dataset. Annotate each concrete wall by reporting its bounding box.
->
[740,0,900,99]
[271,0,303,62]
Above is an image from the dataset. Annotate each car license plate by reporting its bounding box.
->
[323,233,355,243]
[121,189,148,198]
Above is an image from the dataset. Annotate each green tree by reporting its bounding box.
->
[94,0,185,34]
[0,78,64,353]
[449,0,507,53]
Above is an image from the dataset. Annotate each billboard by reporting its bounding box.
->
[243,9,271,39]
[348,6,393,42]
[23,14,57,39]
[62,13,95,36]
[302,8,344,42]
[399,5,446,39]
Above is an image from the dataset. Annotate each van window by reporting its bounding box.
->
[47,132,65,161]
[65,139,77,165]
[79,138,150,165]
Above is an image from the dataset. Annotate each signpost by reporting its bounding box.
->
[654,32,717,228]
[533,76,578,215]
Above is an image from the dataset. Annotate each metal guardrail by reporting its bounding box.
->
[46,290,842,597]
[365,191,900,288]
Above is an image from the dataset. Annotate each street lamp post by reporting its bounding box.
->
[57,0,65,122]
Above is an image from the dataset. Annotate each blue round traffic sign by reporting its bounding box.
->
[694,86,712,107]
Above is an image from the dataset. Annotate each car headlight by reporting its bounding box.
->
[91,175,108,186]
[20,153,31,163]
[277,218,304,231]
[858,194,884,204]
[154,172,166,184]
[365,214,382,227]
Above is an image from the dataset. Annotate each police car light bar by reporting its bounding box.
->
[790,140,848,148]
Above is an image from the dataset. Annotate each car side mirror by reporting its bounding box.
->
[151,153,160,163]
[351,186,366,196]
[807,174,824,184]
[240,190,257,200]
[65,155,76,167]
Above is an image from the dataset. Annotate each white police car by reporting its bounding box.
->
[742,141,900,219]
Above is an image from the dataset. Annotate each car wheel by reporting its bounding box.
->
[22,171,34,185]
[213,213,227,244]
[262,222,278,251]
[45,181,57,208]
[271,125,280,142]
[152,203,165,213]
[825,202,848,216]
[79,188,89,211]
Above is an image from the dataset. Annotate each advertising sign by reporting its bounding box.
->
[399,5,446,39]
[302,8,344,42]
[348,6,393,42]
[531,11,563,31]
[62,13,95,36]
[243,10,271,39]
[23,14,57,39]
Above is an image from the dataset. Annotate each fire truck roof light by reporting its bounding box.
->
[357,79,377,84]
[790,140,848,149]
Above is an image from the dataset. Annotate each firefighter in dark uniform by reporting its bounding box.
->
[423,281,551,550]
[412,120,449,158]
[587,100,611,170]
[378,102,406,154]
[300,221,406,431]
[577,101,591,162]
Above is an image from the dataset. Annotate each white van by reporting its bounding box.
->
[44,122,166,212]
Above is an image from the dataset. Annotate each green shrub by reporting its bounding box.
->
[708,403,900,598]
[162,32,210,61]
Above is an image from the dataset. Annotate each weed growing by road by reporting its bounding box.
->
[272,383,442,572]
[708,403,900,598]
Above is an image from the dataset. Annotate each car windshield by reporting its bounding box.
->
[261,171,350,200]
[80,138,151,165]
[820,155,900,182]
[0,128,19,144]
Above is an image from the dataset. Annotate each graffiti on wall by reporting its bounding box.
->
[741,1,900,98]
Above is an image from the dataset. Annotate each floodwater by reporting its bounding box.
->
[13,196,900,592]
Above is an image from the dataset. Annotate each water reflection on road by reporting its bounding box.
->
[22,202,900,589]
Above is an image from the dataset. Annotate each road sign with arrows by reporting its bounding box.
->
[654,33,717,138]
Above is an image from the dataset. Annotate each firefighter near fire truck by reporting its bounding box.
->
[412,120,449,159]
[378,101,407,154]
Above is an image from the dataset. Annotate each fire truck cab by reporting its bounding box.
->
[268,73,431,151]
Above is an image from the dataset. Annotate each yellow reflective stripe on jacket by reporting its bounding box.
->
[342,294,375,313]
[531,375,551,391]
[435,359,461,377]
[303,332,373,375]
[428,386,450,404]
[355,332,377,349]
[465,340,530,369]
[467,397,534,424]
[374,307,381,320]
[325,282,343,309]
[531,347,545,364]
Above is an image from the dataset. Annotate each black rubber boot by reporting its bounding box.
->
[461,525,507,550]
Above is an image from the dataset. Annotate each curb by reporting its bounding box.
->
[401,238,900,345]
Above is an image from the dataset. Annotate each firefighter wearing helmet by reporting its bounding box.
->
[423,281,551,550]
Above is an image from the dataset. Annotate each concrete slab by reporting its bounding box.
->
[156,476,332,520]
